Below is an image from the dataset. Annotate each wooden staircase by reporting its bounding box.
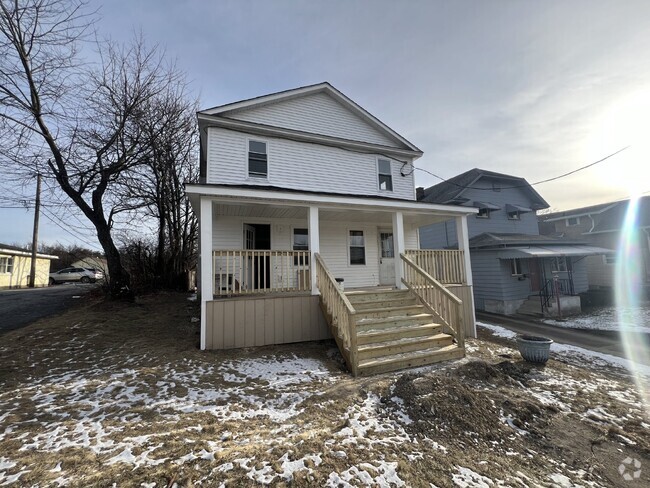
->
[346,289,464,375]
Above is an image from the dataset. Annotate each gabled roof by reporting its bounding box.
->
[198,82,422,154]
[418,168,549,210]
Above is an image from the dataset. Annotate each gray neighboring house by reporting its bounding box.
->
[418,169,612,316]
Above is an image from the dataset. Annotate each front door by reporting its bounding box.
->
[379,230,395,286]
[528,258,541,292]
[243,223,271,291]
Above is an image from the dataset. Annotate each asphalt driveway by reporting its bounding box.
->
[0,284,97,333]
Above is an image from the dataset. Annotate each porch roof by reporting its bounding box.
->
[495,245,615,259]
[186,183,477,226]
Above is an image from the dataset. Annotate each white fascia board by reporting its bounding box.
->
[185,184,478,216]
[198,114,423,160]
[0,248,59,259]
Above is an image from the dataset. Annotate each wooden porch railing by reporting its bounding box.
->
[404,249,466,284]
[212,250,311,296]
[315,253,358,375]
[401,253,465,349]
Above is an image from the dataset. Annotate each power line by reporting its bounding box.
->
[414,146,630,192]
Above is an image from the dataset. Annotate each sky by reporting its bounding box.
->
[1,0,650,248]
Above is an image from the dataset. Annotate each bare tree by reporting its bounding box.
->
[0,0,182,296]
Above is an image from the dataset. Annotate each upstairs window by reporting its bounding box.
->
[477,208,491,219]
[248,140,268,178]
[566,217,580,226]
[507,210,521,220]
[349,230,366,265]
[378,158,393,191]
[0,256,13,274]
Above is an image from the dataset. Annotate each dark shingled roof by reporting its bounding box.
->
[0,243,30,253]
[418,168,549,210]
[469,232,587,249]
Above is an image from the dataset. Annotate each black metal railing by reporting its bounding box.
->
[539,278,574,309]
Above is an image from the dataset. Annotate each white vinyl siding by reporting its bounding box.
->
[207,127,415,200]
[225,92,399,147]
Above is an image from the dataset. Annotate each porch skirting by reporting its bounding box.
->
[205,294,331,349]
[444,284,476,338]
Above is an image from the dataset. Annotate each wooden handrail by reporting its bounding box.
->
[404,249,466,284]
[400,253,465,349]
[314,253,358,375]
[212,250,311,296]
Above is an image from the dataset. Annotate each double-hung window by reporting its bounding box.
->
[378,158,393,191]
[293,228,309,265]
[0,256,13,274]
[248,140,268,178]
[349,230,366,265]
[510,258,523,276]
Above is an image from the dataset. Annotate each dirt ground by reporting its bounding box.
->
[0,292,648,487]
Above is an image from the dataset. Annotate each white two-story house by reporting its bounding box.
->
[186,83,477,375]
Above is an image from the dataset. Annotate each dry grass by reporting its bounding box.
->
[0,293,648,487]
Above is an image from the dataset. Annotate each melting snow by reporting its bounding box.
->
[477,322,518,339]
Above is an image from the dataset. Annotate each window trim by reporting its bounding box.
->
[348,229,366,266]
[377,157,393,192]
[292,227,309,265]
[510,258,523,276]
[566,216,581,226]
[476,208,491,219]
[0,256,13,274]
[551,256,568,272]
[247,138,269,179]
[507,210,521,220]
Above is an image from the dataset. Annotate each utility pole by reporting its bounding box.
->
[28,173,41,288]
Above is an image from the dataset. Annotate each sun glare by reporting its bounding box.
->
[588,89,650,196]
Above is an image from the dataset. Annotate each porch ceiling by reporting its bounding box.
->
[212,201,457,226]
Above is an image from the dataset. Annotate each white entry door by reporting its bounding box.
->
[378,230,395,286]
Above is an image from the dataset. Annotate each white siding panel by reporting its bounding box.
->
[226,92,399,147]
[405,226,419,249]
[207,127,415,200]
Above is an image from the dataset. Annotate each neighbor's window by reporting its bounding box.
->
[510,258,523,276]
[604,254,616,265]
[378,158,393,191]
[508,210,521,220]
[0,256,13,274]
[477,208,491,219]
[349,230,366,265]
[293,228,309,265]
[551,257,567,272]
[248,140,268,178]
[566,217,580,226]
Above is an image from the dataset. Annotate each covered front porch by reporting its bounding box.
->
[187,185,478,362]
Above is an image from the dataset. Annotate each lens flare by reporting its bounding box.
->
[614,196,650,412]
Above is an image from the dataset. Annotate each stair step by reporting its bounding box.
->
[357,333,453,360]
[356,313,433,332]
[357,344,465,376]
[357,323,442,345]
[355,304,425,320]
[353,297,418,311]
[345,290,410,303]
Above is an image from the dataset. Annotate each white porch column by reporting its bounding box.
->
[308,206,320,295]
[456,214,477,337]
[199,197,213,350]
[392,211,406,289]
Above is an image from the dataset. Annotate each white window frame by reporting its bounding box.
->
[507,210,521,220]
[247,138,269,180]
[476,208,491,219]
[292,227,309,265]
[377,157,393,192]
[566,217,580,226]
[348,229,366,266]
[510,258,523,276]
[0,256,13,274]
[551,257,568,272]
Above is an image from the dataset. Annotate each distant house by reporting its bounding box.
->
[539,196,650,292]
[0,244,58,289]
[185,82,478,376]
[71,256,108,275]
[418,169,612,316]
